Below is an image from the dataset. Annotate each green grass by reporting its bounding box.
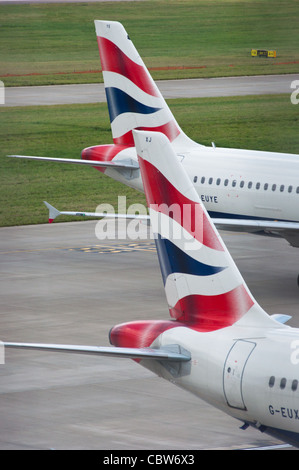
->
[0,93,298,227]
[0,0,298,86]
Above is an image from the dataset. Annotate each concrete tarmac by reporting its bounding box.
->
[0,219,298,450]
[4,74,298,107]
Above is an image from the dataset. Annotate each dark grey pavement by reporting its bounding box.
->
[0,220,298,449]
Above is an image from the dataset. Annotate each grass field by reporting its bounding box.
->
[0,0,298,227]
[1,0,298,86]
[1,93,298,227]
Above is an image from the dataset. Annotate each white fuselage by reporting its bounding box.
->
[184,146,299,222]
[142,321,299,446]
[108,144,299,223]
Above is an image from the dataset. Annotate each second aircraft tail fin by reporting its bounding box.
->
[95,20,196,150]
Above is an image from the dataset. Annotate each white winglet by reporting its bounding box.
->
[43,201,61,223]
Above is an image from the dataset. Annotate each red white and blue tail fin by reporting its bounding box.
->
[95,20,196,149]
[133,130,275,331]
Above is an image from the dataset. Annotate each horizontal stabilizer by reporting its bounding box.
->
[214,218,299,247]
[43,201,150,223]
[42,201,299,245]
[271,314,292,324]
[214,218,299,233]
[7,155,139,170]
[4,342,191,362]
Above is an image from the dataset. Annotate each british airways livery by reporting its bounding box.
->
[5,130,299,448]
[9,20,299,251]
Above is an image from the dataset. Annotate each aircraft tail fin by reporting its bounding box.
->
[95,20,196,150]
[133,130,278,331]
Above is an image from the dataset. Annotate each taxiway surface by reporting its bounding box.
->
[0,220,298,450]
[4,74,298,107]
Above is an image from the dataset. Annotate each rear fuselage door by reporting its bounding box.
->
[223,340,256,410]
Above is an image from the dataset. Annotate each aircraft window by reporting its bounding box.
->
[296,186,299,194]
[224,179,229,186]
[201,176,205,184]
[280,185,284,192]
[292,380,298,391]
[269,376,299,390]
[280,378,287,389]
[264,183,268,190]
[208,177,213,184]
[232,180,236,187]
[193,176,198,183]
[240,181,245,188]
[248,181,253,189]
[272,184,277,191]
[256,182,260,190]
[288,186,293,193]
[269,376,275,388]
[216,178,221,185]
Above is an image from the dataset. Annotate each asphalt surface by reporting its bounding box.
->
[0,220,298,450]
[4,74,298,107]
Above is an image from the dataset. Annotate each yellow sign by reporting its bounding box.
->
[251,49,276,58]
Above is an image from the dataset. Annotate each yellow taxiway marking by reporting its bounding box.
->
[0,242,156,255]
